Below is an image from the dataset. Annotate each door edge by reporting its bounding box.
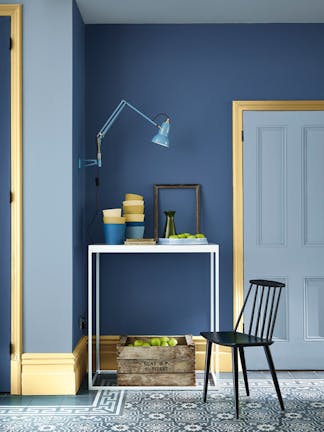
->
[0,4,23,395]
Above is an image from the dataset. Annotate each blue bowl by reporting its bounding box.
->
[126,222,145,227]
[126,225,145,239]
[103,223,125,245]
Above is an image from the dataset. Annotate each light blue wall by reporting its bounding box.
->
[3,0,74,352]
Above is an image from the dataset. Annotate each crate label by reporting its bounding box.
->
[142,360,169,373]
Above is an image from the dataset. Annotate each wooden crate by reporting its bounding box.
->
[117,335,195,386]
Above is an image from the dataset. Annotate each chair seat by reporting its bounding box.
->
[200,331,273,347]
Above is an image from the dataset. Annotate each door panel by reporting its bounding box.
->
[0,16,11,392]
[256,126,287,246]
[304,278,324,340]
[302,127,324,245]
[243,111,324,369]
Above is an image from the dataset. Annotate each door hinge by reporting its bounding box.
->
[9,37,12,50]
[10,343,13,355]
[241,130,244,142]
[10,191,13,203]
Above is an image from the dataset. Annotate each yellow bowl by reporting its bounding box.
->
[123,200,144,206]
[123,205,145,214]
[103,216,126,224]
[125,193,143,201]
[102,208,122,217]
[124,214,145,222]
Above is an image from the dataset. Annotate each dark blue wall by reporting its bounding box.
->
[72,1,86,349]
[85,24,324,335]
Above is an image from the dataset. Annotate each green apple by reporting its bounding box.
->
[160,341,169,346]
[127,343,133,347]
[134,339,144,347]
[160,336,169,343]
[187,235,196,239]
[150,337,161,346]
[168,338,178,346]
[196,233,205,238]
[178,233,190,238]
[169,235,178,239]
[142,342,151,347]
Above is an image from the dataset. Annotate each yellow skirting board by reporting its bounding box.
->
[21,335,232,395]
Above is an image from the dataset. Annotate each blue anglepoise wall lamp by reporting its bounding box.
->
[79,99,171,168]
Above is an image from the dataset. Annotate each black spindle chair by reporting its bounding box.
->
[201,279,285,419]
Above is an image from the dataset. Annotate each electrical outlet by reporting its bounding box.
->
[79,316,87,331]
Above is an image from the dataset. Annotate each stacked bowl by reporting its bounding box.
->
[123,193,145,239]
[102,208,125,244]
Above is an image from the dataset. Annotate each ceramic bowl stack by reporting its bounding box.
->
[123,193,145,239]
[102,208,125,244]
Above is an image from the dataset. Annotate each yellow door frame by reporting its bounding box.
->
[0,4,23,395]
[232,100,324,330]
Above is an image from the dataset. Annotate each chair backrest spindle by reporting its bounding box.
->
[234,283,253,332]
[254,285,265,336]
[266,287,277,340]
[270,287,283,340]
[260,285,271,339]
[248,284,259,336]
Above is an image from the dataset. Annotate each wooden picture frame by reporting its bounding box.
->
[153,184,201,240]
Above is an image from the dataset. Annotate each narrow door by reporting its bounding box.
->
[0,16,11,392]
[243,110,324,369]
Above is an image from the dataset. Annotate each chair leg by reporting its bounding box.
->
[232,347,239,419]
[239,347,249,396]
[263,345,285,411]
[203,340,212,403]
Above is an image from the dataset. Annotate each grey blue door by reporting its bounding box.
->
[0,16,11,392]
[243,110,324,369]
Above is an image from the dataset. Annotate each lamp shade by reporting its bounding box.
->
[152,119,170,148]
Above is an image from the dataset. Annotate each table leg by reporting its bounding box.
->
[215,251,219,332]
[210,251,219,379]
[88,251,93,389]
[96,253,100,373]
[209,252,215,377]
[210,252,215,332]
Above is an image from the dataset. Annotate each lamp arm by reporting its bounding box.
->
[97,99,159,141]
[95,99,127,167]
[79,99,169,168]
[123,100,159,128]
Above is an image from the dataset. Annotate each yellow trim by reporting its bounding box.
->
[20,335,230,394]
[193,338,231,372]
[0,4,23,395]
[232,100,324,345]
[21,337,87,395]
[73,336,88,393]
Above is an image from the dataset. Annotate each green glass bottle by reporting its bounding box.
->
[163,210,177,238]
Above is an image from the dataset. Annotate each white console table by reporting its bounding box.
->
[88,243,219,389]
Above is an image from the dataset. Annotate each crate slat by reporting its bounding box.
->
[117,346,194,360]
[117,358,195,374]
[117,372,195,386]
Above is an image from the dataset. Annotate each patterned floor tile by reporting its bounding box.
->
[0,380,323,431]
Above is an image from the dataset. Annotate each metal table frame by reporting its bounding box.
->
[88,243,219,390]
